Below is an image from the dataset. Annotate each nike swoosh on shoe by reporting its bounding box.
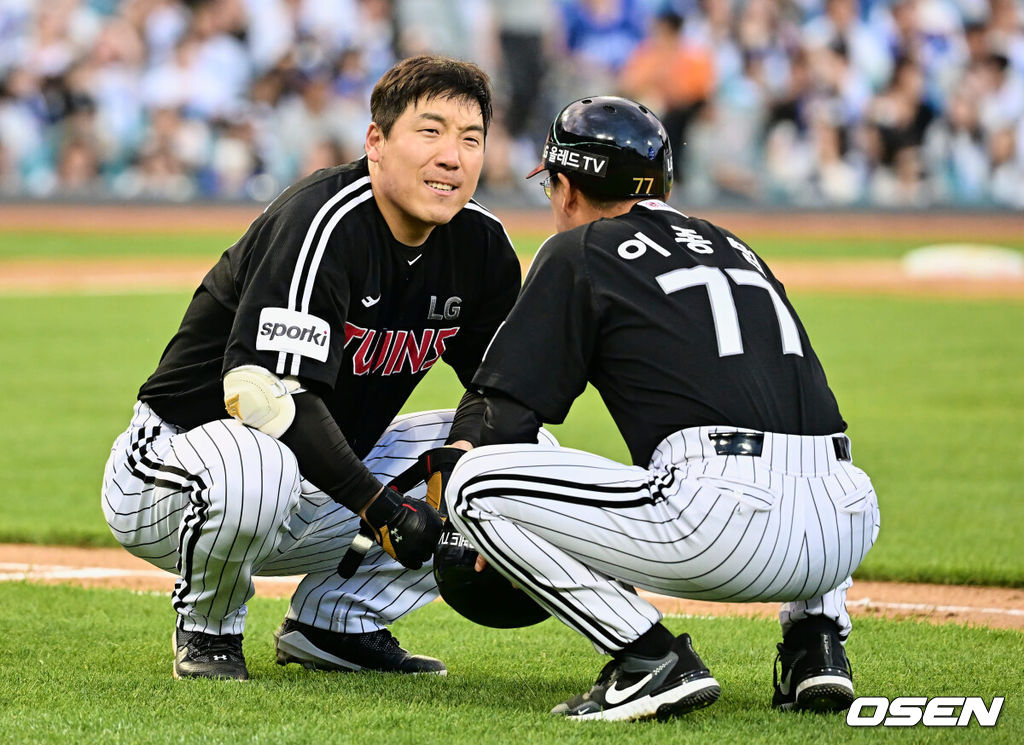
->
[604,672,654,705]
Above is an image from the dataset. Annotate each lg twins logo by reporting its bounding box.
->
[847,697,1004,727]
[257,307,330,362]
[345,323,458,376]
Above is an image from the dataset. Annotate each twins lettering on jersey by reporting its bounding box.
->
[344,323,459,376]
[257,296,462,374]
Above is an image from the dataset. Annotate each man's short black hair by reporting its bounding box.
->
[370,55,493,138]
[552,173,640,210]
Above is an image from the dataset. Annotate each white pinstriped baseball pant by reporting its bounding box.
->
[446,426,880,653]
[103,402,474,636]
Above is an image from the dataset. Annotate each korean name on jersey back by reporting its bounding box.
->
[257,307,330,362]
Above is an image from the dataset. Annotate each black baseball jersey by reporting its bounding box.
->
[139,158,520,458]
[473,199,845,465]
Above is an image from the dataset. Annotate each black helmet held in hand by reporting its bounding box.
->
[527,95,673,199]
[433,524,549,628]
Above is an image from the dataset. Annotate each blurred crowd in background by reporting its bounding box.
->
[1,0,1022,208]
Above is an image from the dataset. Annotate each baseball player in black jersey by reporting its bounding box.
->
[445,96,881,721]
[101,56,558,680]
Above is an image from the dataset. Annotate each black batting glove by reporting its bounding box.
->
[362,486,444,570]
[418,446,467,517]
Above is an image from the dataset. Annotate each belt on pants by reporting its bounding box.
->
[709,432,851,462]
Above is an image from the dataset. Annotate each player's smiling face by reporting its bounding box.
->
[366,95,485,246]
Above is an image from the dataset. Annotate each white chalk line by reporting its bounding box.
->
[846,597,1024,617]
[4,562,1024,620]
[632,590,1024,621]
[0,563,301,585]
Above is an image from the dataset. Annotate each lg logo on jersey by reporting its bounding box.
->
[428,295,461,320]
[846,697,1004,727]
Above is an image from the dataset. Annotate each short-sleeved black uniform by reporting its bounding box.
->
[473,199,844,466]
[140,158,520,459]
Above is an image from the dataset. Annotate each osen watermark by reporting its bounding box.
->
[846,696,1004,727]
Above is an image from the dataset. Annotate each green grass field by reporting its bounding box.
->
[1,584,1021,744]
[4,228,1024,262]
[1,225,1022,742]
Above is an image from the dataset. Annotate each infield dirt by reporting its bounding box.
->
[3,205,1023,298]
[2,543,1022,631]
[3,254,1024,298]
[3,202,1024,242]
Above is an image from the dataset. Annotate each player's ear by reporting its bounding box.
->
[555,172,577,212]
[365,122,384,163]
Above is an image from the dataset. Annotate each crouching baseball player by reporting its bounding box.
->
[445,96,881,721]
[101,56,528,680]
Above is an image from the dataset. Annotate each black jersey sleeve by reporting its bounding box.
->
[480,391,543,445]
[223,180,364,389]
[446,388,486,446]
[279,390,382,512]
[472,231,597,424]
[439,215,522,389]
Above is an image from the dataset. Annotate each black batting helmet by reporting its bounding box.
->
[433,525,549,628]
[526,95,673,199]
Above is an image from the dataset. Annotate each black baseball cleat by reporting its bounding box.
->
[173,627,249,680]
[273,618,446,674]
[551,633,721,722]
[772,619,854,712]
